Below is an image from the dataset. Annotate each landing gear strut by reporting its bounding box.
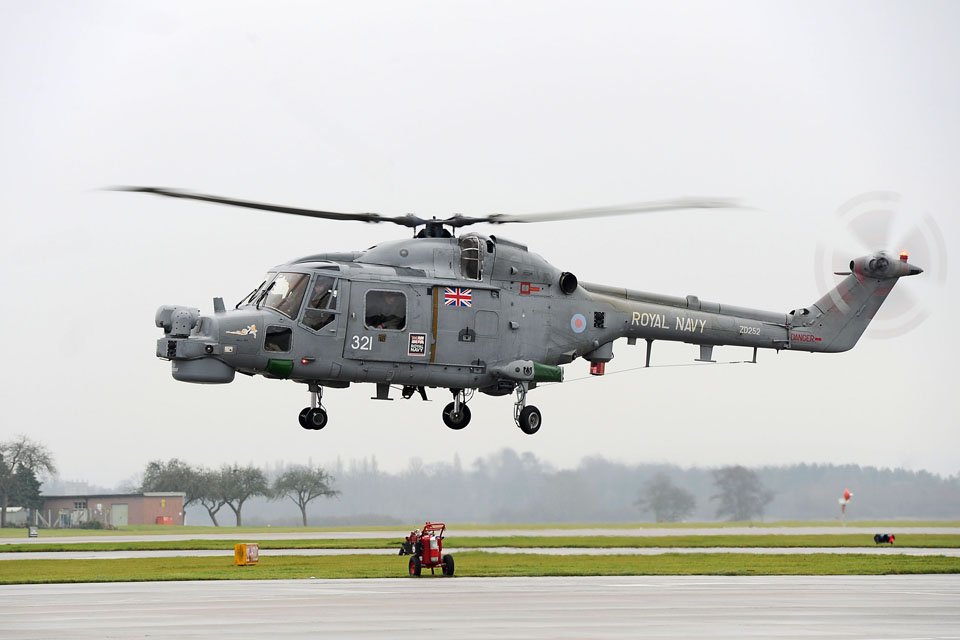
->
[442,388,472,430]
[514,383,541,435]
[299,385,328,430]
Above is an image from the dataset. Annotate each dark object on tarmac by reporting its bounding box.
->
[398,522,454,577]
[874,533,895,544]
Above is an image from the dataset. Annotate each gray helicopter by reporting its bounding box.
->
[124,187,923,435]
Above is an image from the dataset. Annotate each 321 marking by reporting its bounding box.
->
[351,335,373,351]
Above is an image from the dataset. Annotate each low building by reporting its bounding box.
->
[41,492,186,527]
[3,506,28,526]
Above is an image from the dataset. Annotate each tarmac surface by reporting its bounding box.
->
[2,526,957,546]
[2,575,958,639]
[3,546,958,560]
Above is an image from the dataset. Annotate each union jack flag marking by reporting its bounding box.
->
[444,287,472,307]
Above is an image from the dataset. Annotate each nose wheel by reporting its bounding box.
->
[299,407,328,430]
[299,386,328,430]
[442,389,473,430]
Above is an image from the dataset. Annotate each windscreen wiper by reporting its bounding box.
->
[255,281,276,310]
[235,281,266,309]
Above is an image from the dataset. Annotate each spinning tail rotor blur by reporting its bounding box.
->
[814,191,947,339]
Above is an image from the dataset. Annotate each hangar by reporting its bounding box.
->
[40,492,185,527]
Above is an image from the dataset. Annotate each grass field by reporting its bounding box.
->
[2,520,957,539]
[1,552,958,584]
[2,534,958,553]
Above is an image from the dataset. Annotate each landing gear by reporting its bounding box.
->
[299,386,328,430]
[442,403,471,429]
[514,383,542,435]
[518,406,541,435]
[302,407,328,430]
[442,389,472,430]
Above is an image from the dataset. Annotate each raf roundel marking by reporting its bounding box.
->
[571,313,587,333]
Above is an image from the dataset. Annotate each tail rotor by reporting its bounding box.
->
[813,191,946,339]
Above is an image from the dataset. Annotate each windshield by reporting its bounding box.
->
[262,272,309,319]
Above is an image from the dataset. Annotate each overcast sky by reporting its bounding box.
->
[1,1,957,487]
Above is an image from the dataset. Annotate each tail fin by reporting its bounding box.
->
[791,252,922,352]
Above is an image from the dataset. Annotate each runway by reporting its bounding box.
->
[2,575,957,639]
[2,526,956,546]
[3,545,957,561]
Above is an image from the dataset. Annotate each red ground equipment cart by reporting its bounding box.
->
[398,522,454,576]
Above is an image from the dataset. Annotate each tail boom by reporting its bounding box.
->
[576,252,921,361]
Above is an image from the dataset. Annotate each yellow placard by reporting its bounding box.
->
[234,543,259,566]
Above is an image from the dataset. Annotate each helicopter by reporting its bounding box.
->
[122,187,923,435]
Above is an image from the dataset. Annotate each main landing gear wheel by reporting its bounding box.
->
[513,383,542,435]
[442,402,471,430]
[518,405,542,435]
[442,389,472,430]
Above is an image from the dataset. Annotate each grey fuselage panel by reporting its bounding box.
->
[156,235,915,389]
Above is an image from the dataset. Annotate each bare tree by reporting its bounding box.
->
[273,466,339,526]
[634,473,696,522]
[0,436,56,527]
[710,465,773,521]
[197,468,227,526]
[221,465,269,527]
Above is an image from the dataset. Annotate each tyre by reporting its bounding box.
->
[298,408,311,429]
[442,402,471,430]
[442,554,455,576]
[409,555,422,577]
[518,405,542,435]
[306,408,328,430]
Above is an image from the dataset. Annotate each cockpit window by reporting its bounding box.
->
[459,236,482,280]
[264,325,292,352]
[365,290,406,330]
[263,272,309,319]
[302,275,338,331]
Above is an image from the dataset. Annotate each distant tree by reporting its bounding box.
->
[140,459,202,524]
[10,465,43,512]
[634,473,696,522]
[710,465,773,521]
[220,465,269,527]
[197,469,227,527]
[272,466,339,526]
[0,436,56,527]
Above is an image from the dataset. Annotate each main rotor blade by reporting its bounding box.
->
[109,186,426,228]
[447,197,741,226]
[112,187,740,230]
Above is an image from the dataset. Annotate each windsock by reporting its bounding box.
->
[838,489,853,516]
